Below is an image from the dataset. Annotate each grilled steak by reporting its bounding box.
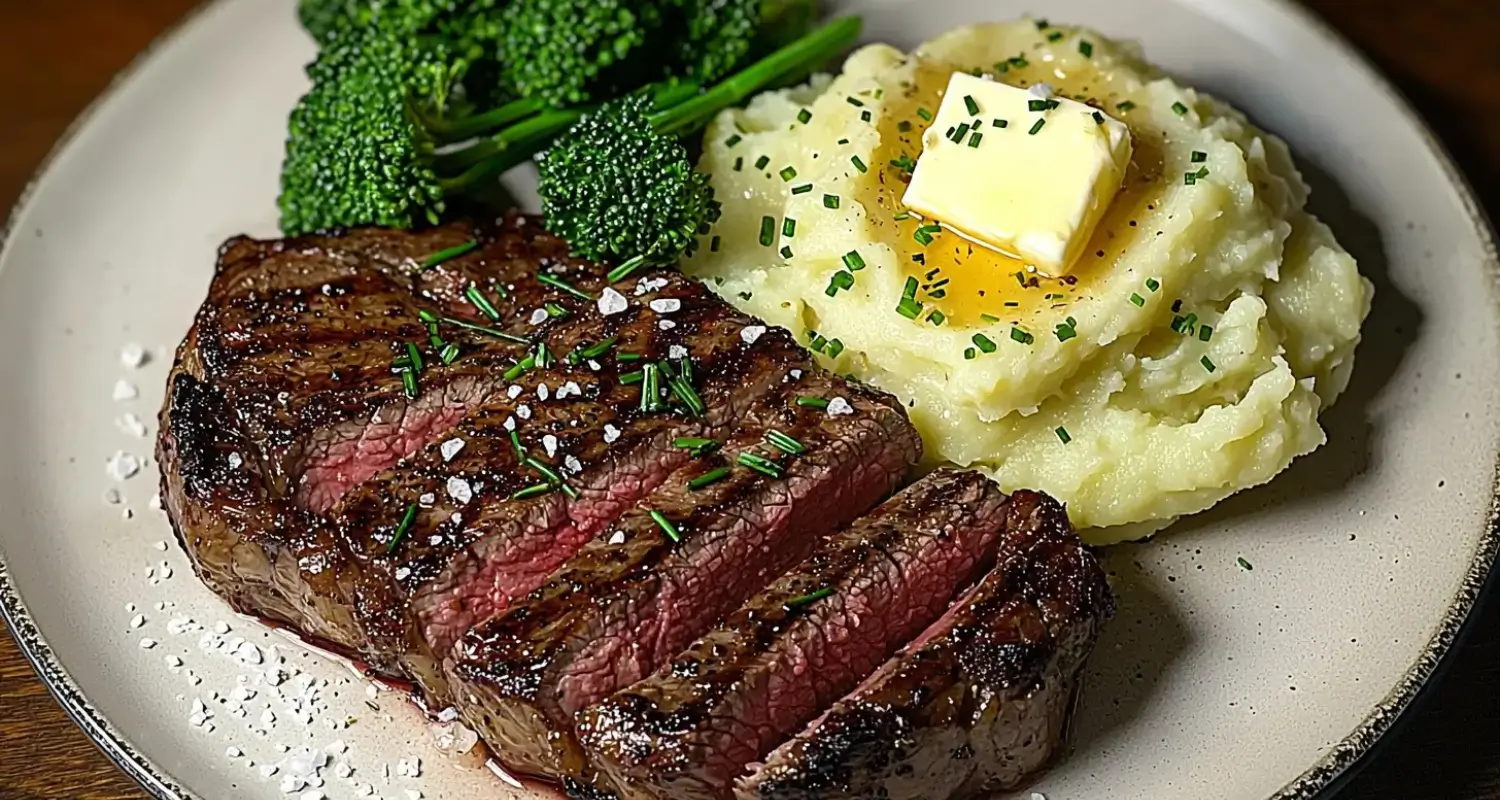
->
[577,470,1010,800]
[736,491,1114,800]
[158,215,916,703]
[448,372,921,781]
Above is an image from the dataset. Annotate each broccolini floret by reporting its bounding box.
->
[499,0,664,106]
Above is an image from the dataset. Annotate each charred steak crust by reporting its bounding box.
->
[447,371,922,782]
[735,490,1115,800]
[577,470,1010,800]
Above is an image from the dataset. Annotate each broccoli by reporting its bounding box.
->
[537,16,861,266]
[667,0,817,83]
[498,0,664,107]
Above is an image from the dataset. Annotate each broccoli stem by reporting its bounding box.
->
[418,96,549,143]
[655,16,861,136]
[435,15,860,190]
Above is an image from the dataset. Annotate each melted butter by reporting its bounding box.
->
[858,50,1169,329]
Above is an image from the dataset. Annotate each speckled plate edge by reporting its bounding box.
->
[0,2,1495,799]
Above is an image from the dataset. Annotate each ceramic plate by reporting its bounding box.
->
[1,0,1496,798]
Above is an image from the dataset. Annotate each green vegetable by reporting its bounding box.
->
[536,17,862,265]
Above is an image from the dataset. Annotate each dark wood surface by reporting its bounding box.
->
[0,1,1496,798]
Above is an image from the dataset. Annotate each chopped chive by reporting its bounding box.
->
[710,235,722,252]
[963,95,980,115]
[1237,556,1253,571]
[950,122,971,143]
[824,338,844,358]
[964,347,977,360]
[688,467,732,490]
[509,429,525,457]
[1092,111,1105,125]
[1010,327,1034,345]
[560,483,580,501]
[1130,293,1146,307]
[1029,118,1047,135]
[809,335,828,353]
[1028,99,1049,112]
[640,363,661,412]
[738,451,785,479]
[439,343,460,364]
[405,341,424,372]
[824,194,841,209]
[780,245,794,259]
[902,276,920,300]
[464,284,503,322]
[665,367,706,416]
[1199,325,1214,342]
[893,211,911,222]
[545,302,570,320]
[779,166,798,182]
[766,430,806,455]
[889,154,917,172]
[1146,278,1160,292]
[842,251,865,271]
[759,216,776,247]
[533,339,553,369]
[897,120,912,133]
[1047,31,1064,42]
[607,254,648,283]
[785,587,834,608]
[928,289,946,300]
[980,313,1002,324]
[387,503,418,553]
[1055,426,1071,444]
[846,96,864,107]
[1201,355,1217,373]
[861,110,872,123]
[1184,171,1199,186]
[825,270,855,297]
[619,370,644,385]
[796,395,830,410]
[1010,56,1029,67]
[725,134,743,148]
[1173,101,1189,115]
[617,352,643,362]
[503,354,535,381]
[422,239,478,268]
[1015,271,1028,287]
[1036,18,1050,29]
[791,183,813,195]
[418,309,439,324]
[511,483,555,500]
[401,369,418,398]
[968,131,983,148]
[1192,150,1208,163]
[851,155,868,173]
[782,218,797,238]
[733,157,743,172]
[1003,300,1018,307]
[579,336,618,360]
[537,272,592,301]
[1117,100,1136,112]
[1079,40,1094,57]
[993,119,1008,128]
[837,138,849,145]
[797,108,813,124]
[524,456,563,485]
[1172,299,1183,312]
[916,107,933,121]
[972,333,998,354]
[1055,318,1078,342]
[1196,166,1211,179]
[755,155,771,170]
[927,309,947,326]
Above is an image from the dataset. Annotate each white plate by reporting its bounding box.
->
[1,0,1496,798]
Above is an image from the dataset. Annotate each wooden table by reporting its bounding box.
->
[1,1,1497,798]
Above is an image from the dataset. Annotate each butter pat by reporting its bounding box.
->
[901,72,1132,276]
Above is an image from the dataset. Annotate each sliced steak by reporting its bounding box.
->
[736,491,1114,800]
[577,470,1009,800]
[447,372,921,781]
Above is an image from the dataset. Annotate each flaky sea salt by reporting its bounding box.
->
[440,438,465,462]
[113,379,139,401]
[107,451,142,481]
[597,287,628,316]
[740,325,767,344]
[649,298,681,314]
[447,476,473,505]
[120,343,148,369]
[826,397,854,416]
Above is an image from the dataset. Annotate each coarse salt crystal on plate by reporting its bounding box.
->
[596,287,628,316]
[112,378,139,401]
[107,451,142,481]
[119,342,148,368]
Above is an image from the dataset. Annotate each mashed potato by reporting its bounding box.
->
[682,21,1371,543]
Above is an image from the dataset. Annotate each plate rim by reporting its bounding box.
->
[0,1,1495,799]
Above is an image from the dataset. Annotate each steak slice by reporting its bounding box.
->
[735,491,1114,800]
[577,470,1009,800]
[447,371,921,782]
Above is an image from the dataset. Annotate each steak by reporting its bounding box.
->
[448,371,921,781]
[576,470,1010,800]
[735,491,1114,800]
[158,215,908,702]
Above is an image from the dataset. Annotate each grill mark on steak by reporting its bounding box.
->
[446,372,921,782]
[735,490,1114,800]
[326,274,818,698]
[577,470,1009,800]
